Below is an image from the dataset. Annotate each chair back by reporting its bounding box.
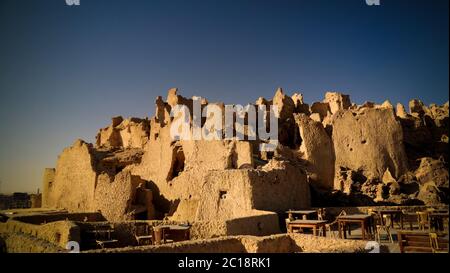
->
[371,212,383,225]
[383,214,392,227]
[429,232,449,253]
[430,233,440,251]
[338,210,347,217]
[317,208,326,221]
[417,211,429,223]
[135,223,150,236]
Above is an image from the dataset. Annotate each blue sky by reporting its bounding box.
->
[0,0,448,193]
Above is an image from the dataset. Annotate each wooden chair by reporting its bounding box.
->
[373,213,393,243]
[317,208,326,221]
[417,211,430,231]
[93,224,118,249]
[321,210,346,238]
[286,218,302,233]
[285,218,292,232]
[401,210,416,230]
[317,208,326,236]
[153,226,175,244]
[429,233,449,253]
[366,209,378,240]
[134,223,153,246]
[317,208,326,220]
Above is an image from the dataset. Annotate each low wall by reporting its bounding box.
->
[9,212,105,224]
[0,219,80,248]
[190,220,227,239]
[83,233,368,253]
[290,233,367,253]
[0,232,65,253]
[225,211,281,236]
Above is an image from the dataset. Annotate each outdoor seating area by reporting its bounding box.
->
[133,223,191,246]
[83,223,119,249]
[81,222,191,250]
[286,207,449,253]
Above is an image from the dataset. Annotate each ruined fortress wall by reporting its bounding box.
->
[332,107,408,185]
[40,88,448,224]
[182,141,235,171]
[48,140,98,211]
[224,211,281,237]
[96,117,150,149]
[41,168,55,208]
[195,170,254,221]
[93,171,143,222]
[174,160,309,222]
[131,127,256,218]
[191,213,280,239]
[295,114,334,189]
[249,161,311,212]
[131,126,177,188]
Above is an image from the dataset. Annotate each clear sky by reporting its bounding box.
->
[0,0,448,194]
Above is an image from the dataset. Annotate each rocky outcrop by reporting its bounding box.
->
[46,140,98,211]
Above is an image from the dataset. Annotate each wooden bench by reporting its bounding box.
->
[398,230,448,253]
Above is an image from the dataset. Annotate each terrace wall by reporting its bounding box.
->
[83,233,368,253]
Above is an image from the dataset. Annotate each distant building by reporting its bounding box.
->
[0,192,33,210]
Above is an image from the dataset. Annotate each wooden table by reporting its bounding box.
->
[337,214,372,240]
[429,213,449,231]
[287,220,327,236]
[85,229,117,249]
[430,213,449,219]
[401,212,418,230]
[373,209,402,228]
[153,225,190,244]
[286,210,317,220]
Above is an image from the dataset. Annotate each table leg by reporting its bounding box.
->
[361,220,366,240]
[313,226,317,236]
[323,225,327,237]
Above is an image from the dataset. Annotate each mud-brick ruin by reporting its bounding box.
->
[1,88,448,253]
